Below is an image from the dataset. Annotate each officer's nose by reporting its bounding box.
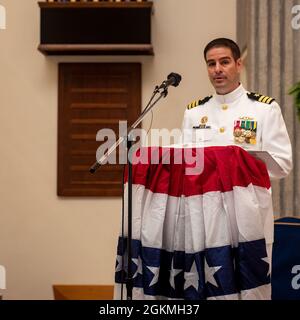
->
[215,62,222,73]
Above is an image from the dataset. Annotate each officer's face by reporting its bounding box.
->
[205,47,242,95]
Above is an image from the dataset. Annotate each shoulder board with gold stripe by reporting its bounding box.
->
[247,92,275,104]
[187,95,212,110]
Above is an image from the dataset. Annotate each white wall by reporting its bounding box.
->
[0,0,236,299]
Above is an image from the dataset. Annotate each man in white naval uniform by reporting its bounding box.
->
[181,38,292,179]
[180,38,293,299]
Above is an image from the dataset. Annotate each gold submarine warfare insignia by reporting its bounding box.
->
[193,116,210,129]
[201,116,208,124]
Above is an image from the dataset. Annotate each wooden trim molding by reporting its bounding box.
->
[38,44,154,56]
[53,285,114,300]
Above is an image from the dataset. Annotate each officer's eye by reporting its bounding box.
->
[221,60,230,65]
[207,62,216,67]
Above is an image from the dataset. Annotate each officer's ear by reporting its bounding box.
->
[236,58,243,72]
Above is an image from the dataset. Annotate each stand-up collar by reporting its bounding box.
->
[214,84,245,104]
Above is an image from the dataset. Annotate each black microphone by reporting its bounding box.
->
[159,72,182,90]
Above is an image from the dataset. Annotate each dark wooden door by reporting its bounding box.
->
[58,63,141,196]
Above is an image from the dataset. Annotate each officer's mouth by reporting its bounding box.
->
[214,76,226,81]
[213,77,226,84]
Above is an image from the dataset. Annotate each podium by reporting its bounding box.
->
[114,145,274,300]
[272,217,300,300]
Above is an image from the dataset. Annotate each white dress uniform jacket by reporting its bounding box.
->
[181,84,293,179]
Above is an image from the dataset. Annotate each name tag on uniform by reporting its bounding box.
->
[193,125,211,129]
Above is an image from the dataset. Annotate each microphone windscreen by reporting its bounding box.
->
[168,72,182,87]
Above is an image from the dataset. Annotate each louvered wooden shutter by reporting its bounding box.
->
[58,63,141,196]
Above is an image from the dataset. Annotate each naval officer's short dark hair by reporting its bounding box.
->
[204,38,241,62]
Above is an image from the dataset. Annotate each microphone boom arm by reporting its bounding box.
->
[89,86,168,173]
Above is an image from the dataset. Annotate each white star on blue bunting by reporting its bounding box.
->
[132,256,143,278]
[204,259,222,287]
[147,266,160,287]
[169,259,182,290]
[184,261,199,291]
[115,255,124,273]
